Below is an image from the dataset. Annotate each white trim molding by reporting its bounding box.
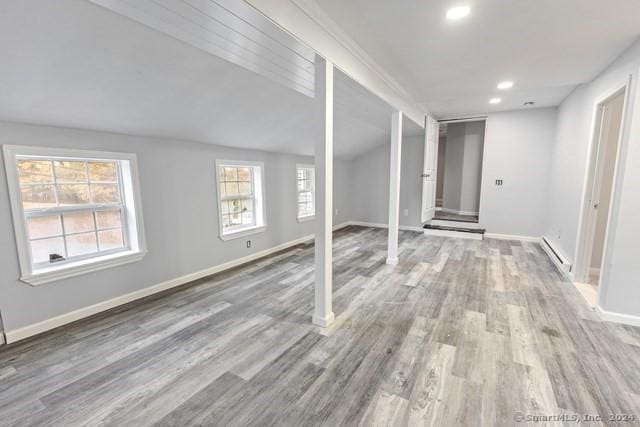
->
[215,159,267,241]
[22,250,147,286]
[296,163,315,221]
[4,222,352,343]
[312,312,335,327]
[2,144,147,286]
[573,76,632,284]
[244,0,427,126]
[596,305,640,327]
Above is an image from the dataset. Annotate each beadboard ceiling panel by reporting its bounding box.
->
[89,0,315,96]
[0,0,422,158]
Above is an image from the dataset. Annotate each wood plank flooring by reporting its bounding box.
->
[1,226,639,426]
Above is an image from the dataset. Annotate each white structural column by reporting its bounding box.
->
[313,56,335,327]
[387,110,403,265]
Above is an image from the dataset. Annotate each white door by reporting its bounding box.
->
[421,116,439,222]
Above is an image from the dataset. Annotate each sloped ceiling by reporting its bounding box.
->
[0,0,422,159]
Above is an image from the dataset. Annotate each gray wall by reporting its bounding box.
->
[351,110,557,238]
[479,108,557,237]
[442,121,485,214]
[0,121,352,332]
[351,135,425,228]
[546,38,640,317]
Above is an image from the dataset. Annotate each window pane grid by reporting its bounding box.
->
[296,166,315,218]
[17,156,128,267]
[18,158,122,210]
[28,208,125,266]
[218,165,257,232]
[28,226,122,242]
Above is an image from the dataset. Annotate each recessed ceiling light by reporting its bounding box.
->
[497,81,514,90]
[446,6,471,20]
[489,97,502,105]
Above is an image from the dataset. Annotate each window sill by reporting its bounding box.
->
[297,215,315,223]
[219,225,266,241]
[21,250,147,286]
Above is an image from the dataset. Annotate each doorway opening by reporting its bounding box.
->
[434,119,486,223]
[0,309,5,346]
[574,86,627,306]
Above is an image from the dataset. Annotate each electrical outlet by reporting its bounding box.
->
[246,240,251,249]
[495,179,503,186]
[335,208,339,215]
[403,209,409,216]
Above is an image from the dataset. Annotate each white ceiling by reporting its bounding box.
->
[0,0,422,159]
[314,0,640,118]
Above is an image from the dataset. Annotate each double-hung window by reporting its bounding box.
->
[216,160,266,240]
[296,164,315,220]
[3,146,146,285]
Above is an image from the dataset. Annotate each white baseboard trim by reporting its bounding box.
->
[349,221,424,233]
[5,222,352,344]
[312,312,335,327]
[484,233,540,242]
[596,305,640,327]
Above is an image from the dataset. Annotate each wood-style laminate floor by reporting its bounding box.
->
[1,226,639,426]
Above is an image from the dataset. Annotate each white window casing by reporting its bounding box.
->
[215,159,266,241]
[296,164,315,221]
[3,145,147,285]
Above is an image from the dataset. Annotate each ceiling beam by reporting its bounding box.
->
[243,0,428,128]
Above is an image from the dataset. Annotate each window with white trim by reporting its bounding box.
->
[3,146,146,285]
[296,165,315,220]
[216,160,266,240]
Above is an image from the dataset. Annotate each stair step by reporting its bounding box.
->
[423,224,486,240]
[433,215,478,224]
[424,224,485,233]
[430,219,483,229]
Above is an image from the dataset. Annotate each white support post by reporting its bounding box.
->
[387,110,403,265]
[313,56,335,327]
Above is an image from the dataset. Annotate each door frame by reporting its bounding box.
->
[573,75,632,303]
[420,116,438,223]
[0,309,5,345]
[434,116,488,222]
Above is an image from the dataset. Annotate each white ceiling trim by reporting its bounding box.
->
[289,0,423,114]
[244,0,428,128]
